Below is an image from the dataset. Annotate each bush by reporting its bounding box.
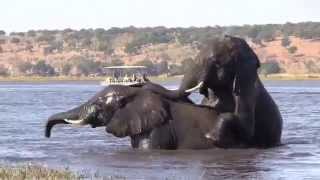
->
[0,65,8,76]
[125,31,173,54]
[10,38,20,44]
[36,34,55,43]
[17,62,33,74]
[259,61,281,75]
[32,60,55,76]
[105,59,124,66]
[97,41,114,54]
[281,36,291,47]
[288,46,298,54]
[61,63,72,75]
[75,59,101,76]
[27,30,37,37]
[305,61,320,73]
[133,59,158,75]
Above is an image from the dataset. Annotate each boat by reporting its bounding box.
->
[100,65,148,86]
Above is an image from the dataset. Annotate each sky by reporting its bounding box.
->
[0,0,319,32]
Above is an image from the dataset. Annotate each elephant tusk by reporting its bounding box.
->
[185,81,204,93]
[64,119,86,125]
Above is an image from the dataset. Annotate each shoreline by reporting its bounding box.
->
[0,74,320,83]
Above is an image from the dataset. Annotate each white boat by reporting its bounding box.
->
[100,65,147,86]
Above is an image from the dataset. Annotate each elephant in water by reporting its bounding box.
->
[152,35,283,147]
[45,83,247,149]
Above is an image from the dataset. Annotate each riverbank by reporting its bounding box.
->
[0,165,126,179]
[0,75,183,83]
[0,74,320,83]
[0,165,77,179]
[259,73,320,80]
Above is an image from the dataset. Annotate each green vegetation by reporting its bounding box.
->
[0,30,5,36]
[281,36,291,47]
[259,61,281,75]
[75,59,101,76]
[6,22,320,52]
[133,59,169,75]
[125,28,173,54]
[288,46,298,54]
[0,65,8,76]
[32,60,56,76]
[2,22,320,77]
[305,60,320,73]
[10,37,20,44]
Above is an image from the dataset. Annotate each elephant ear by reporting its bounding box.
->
[105,91,169,137]
[231,36,260,97]
[228,36,260,141]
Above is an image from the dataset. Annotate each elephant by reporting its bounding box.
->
[146,35,283,148]
[45,83,247,149]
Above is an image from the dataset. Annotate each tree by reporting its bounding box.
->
[27,30,37,37]
[17,61,33,74]
[32,60,55,76]
[97,41,114,54]
[259,61,281,75]
[134,59,154,69]
[10,37,20,44]
[61,63,72,75]
[134,59,156,75]
[288,46,298,54]
[125,42,139,54]
[76,59,101,76]
[0,30,5,36]
[0,65,8,76]
[109,59,124,66]
[281,36,291,47]
[36,35,55,43]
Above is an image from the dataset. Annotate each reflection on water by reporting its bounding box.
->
[0,80,320,179]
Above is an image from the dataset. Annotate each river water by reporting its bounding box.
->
[0,80,320,179]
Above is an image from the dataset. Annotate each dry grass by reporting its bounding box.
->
[0,165,78,180]
[0,165,128,180]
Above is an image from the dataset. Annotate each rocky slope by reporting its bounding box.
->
[0,25,319,76]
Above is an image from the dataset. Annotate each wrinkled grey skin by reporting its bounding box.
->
[147,35,283,148]
[46,84,238,149]
[183,35,282,147]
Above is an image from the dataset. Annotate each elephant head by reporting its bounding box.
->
[45,85,170,139]
[179,35,260,98]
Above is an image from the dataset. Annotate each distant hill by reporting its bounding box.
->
[0,22,319,76]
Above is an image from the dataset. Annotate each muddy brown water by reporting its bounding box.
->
[0,80,320,179]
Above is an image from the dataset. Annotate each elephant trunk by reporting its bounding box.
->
[45,106,86,138]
